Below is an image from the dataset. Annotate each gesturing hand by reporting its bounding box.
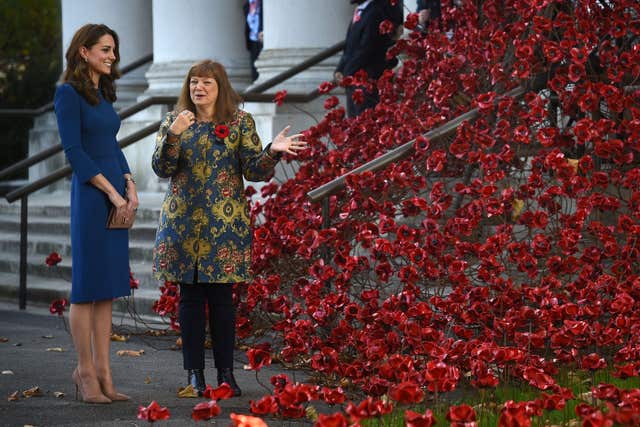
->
[169,109,195,136]
[270,125,308,156]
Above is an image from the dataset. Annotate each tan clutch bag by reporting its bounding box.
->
[106,205,136,229]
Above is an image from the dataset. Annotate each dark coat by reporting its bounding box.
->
[416,0,442,20]
[335,1,391,80]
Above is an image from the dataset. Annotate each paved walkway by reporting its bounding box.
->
[0,302,316,426]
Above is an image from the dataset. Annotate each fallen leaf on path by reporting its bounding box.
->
[22,386,42,398]
[116,349,144,357]
[177,384,199,398]
[144,377,152,384]
[46,347,64,352]
[7,391,19,401]
[306,405,319,421]
[0,337,8,343]
[110,333,129,342]
[54,391,65,398]
[2,370,14,375]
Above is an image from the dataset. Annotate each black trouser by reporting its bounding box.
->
[179,280,235,370]
[346,85,379,118]
[248,40,263,82]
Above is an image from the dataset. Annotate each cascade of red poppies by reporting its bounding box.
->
[155,0,640,423]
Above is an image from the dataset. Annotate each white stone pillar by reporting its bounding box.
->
[61,0,153,106]
[242,1,352,203]
[253,0,353,93]
[145,0,252,95]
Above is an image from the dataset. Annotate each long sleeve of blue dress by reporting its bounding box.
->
[54,84,102,183]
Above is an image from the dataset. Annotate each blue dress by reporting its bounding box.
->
[54,83,131,303]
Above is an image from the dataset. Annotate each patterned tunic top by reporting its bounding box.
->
[152,110,279,284]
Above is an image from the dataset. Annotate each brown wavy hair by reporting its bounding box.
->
[176,60,242,123]
[62,24,121,105]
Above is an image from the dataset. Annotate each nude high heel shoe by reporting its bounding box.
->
[97,374,130,401]
[72,368,111,404]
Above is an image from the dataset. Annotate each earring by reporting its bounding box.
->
[83,57,88,63]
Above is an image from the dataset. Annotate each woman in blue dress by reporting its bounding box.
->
[152,60,307,396]
[54,24,138,404]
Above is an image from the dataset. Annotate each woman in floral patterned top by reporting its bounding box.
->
[152,60,306,396]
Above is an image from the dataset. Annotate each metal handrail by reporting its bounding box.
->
[0,54,153,119]
[307,86,526,203]
[0,42,342,183]
[0,54,155,181]
[5,42,345,309]
[6,121,161,203]
[245,40,345,94]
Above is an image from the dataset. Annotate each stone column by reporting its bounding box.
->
[253,0,353,93]
[243,0,352,202]
[145,0,252,95]
[61,0,153,106]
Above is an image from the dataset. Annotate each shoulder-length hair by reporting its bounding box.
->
[62,24,121,105]
[176,60,242,124]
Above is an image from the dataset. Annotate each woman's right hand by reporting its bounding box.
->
[108,192,133,222]
[168,110,195,136]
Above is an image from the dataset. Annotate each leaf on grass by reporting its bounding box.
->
[2,370,14,375]
[116,349,144,357]
[0,337,9,343]
[110,333,129,342]
[144,377,152,384]
[177,384,199,398]
[46,347,64,352]
[54,391,65,398]
[7,391,19,401]
[22,386,42,398]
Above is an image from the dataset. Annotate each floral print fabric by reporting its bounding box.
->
[152,110,278,284]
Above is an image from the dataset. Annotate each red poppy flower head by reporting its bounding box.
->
[215,124,230,139]
[191,400,221,421]
[273,90,287,106]
[137,400,171,422]
[49,298,68,316]
[203,383,234,400]
[129,270,139,289]
[45,251,62,267]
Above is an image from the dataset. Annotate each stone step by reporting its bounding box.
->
[0,191,164,218]
[0,253,160,291]
[0,231,157,262]
[0,272,163,318]
[0,215,161,242]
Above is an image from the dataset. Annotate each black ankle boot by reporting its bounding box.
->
[187,369,206,396]
[217,368,242,396]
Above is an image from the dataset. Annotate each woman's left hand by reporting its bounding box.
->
[270,125,308,156]
[126,181,139,213]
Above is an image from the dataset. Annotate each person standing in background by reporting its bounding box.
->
[334,0,393,118]
[244,0,263,82]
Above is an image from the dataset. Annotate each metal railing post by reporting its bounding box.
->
[321,197,331,265]
[19,196,28,309]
